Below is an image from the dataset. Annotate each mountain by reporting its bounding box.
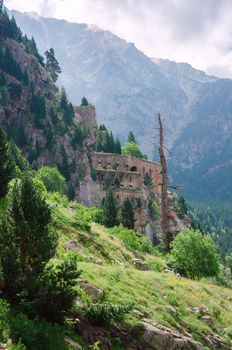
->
[11,10,232,204]
[0,10,98,201]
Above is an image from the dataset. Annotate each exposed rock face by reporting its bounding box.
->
[132,258,149,271]
[79,281,103,302]
[203,334,231,350]
[142,319,202,350]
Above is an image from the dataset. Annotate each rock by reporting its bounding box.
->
[142,319,203,350]
[132,258,149,271]
[65,336,82,350]
[132,309,145,318]
[0,344,7,350]
[79,281,103,302]
[198,306,208,315]
[201,316,213,327]
[164,268,172,273]
[204,334,231,350]
[66,240,82,253]
[176,273,182,279]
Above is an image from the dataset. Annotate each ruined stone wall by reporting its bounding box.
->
[92,152,162,194]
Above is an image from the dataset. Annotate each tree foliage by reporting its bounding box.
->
[95,124,122,154]
[0,127,14,197]
[120,197,135,229]
[102,189,119,227]
[170,228,220,279]
[37,166,65,194]
[0,174,57,295]
[122,141,145,159]
[45,48,61,82]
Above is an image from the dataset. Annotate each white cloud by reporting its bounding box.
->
[5,0,232,78]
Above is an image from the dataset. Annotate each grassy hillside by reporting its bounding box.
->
[51,196,232,349]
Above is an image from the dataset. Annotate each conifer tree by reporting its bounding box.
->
[120,197,135,229]
[114,138,122,154]
[0,127,13,197]
[45,48,61,82]
[128,131,136,143]
[103,188,119,227]
[0,174,57,294]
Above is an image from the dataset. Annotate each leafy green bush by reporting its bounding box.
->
[83,302,133,325]
[37,166,65,194]
[109,226,154,254]
[170,228,220,279]
[122,141,145,159]
[10,313,68,350]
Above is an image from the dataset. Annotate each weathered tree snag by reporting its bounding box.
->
[157,113,171,251]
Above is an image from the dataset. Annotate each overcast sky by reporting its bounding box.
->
[5,0,232,78]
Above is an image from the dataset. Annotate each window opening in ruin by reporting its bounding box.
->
[130,166,137,172]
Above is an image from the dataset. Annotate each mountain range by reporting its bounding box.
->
[11,10,232,203]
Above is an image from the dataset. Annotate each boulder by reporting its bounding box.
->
[204,334,231,350]
[66,240,82,253]
[132,258,149,271]
[142,319,203,350]
[201,315,213,327]
[79,281,103,302]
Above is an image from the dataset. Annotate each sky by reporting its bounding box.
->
[5,0,232,78]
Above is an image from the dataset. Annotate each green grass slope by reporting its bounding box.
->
[53,197,232,348]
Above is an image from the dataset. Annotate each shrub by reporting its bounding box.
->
[170,228,220,279]
[83,302,133,325]
[37,257,81,323]
[37,166,66,194]
[109,226,154,254]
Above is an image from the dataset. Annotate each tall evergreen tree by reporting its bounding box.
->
[128,131,136,143]
[0,174,57,294]
[0,127,14,197]
[120,197,135,229]
[114,138,122,154]
[45,48,61,82]
[103,188,119,227]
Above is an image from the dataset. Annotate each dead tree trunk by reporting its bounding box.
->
[157,113,171,250]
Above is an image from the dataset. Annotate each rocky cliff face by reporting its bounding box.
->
[0,22,96,200]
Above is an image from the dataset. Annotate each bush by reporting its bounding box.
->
[37,166,66,194]
[37,257,81,323]
[82,302,133,325]
[109,226,154,254]
[10,313,68,350]
[170,228,220,279]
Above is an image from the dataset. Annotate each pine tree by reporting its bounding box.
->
[81,96,89,106]
[120,197,135,229]
[45,48,61,82]
[103,188,119,227]
[114,138,122,154]
[128,131,136,143]
[1,174,57,294]
[0,127,14,197]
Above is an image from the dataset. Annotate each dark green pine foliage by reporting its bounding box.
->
[38,258,80,323]
[114,138,122,154]
[95,124,122,154]
[120,197,135,229]
[60,88,74,125]
[0,174,57,295]
[128,131,136,143]
[103,188,119,227]
[81,96,89,106]
[44,48,61,82]
[0,127,14,197]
